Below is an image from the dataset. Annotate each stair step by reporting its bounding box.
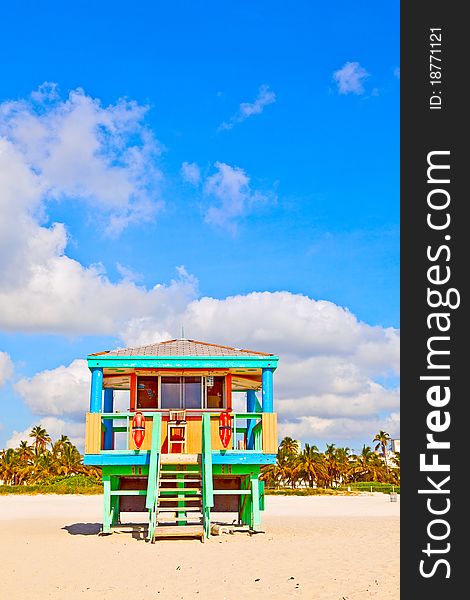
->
[157,507,202,512]
[160,453,200,465]
[159,487,201,492]
[158,495,202,501]
[160,470,201,475]
[159,478,201,483]
[153,524,204,539]
[158,516,203,523]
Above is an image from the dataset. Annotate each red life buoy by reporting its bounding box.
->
[132,411,146,449]
[218,411,232,449]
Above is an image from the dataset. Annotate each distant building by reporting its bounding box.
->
[391,439,400,453]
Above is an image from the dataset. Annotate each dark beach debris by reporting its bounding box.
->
[255,578,260,582]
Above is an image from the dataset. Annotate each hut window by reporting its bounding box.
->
[206,376,224,409]
[137,377,158,409]
[160,376,203,409]
[160,377,181,409]
[183,376,203,409]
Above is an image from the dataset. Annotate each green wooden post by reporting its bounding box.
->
[177,473,186,526]
[253,422,262,451]
[111,476,120,525]
[103,474,112,533]
[259,479,265,511]
[146,413,162,542]
[239,476,251,526]
[246,390,257,449]
[251,476,261,530]
[146,413,162,509]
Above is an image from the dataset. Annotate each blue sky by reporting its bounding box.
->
[0,1,399,452]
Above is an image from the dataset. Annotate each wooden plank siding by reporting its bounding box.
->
[186,419,202,453]
[262,412,278,454]
[85,412,102,454]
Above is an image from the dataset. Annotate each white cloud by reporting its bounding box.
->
[14,359,90,420]
[0,85,199,335]
[0,250,197,334]
[0,83,163,236]
[10,290,399,447]
[1,85,398,448]
[218,85,276,131]
[181,161,201,185]
[278,412,400,448]
[0,352,14,386]
[7,417,85,451]
[203,162,273,232]
[119,290,400,443]
[10,362,131,450]
[116,262,143,283]
[333,62,369,95]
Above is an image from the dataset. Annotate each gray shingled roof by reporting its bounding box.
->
[90,339,273,358]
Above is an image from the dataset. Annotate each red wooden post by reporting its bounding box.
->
[225,374,232,411]
[130,373,137,411]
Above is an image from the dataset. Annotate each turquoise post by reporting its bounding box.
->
[261,368,274,413]
[89,368,103,413]
[103,389,114,450]
[246,390,257,449]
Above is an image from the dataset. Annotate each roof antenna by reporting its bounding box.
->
[181,325,185,340]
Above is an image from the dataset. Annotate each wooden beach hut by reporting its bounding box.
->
[83,339,279,542]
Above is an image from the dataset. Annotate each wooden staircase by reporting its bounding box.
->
[151,457,205,543]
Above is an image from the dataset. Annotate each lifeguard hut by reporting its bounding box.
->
[83,339,279,542]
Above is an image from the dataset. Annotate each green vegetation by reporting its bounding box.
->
[0,427,101,494]
[0,474,103,495]
[261,431,400,494]
[338,482,400,494]
[1,425,399,496]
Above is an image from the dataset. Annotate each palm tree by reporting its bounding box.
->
[373,430,391,472]
[278,436,299,458]
[30,451,55,483]
[54,443,82,476]
[17,440,34,464]
[297,443,325,487]
[29,426,51,453]
[52,435,71,459]
[351,445,374,480]
[323,443,341,487]
[0,449,20,485]
[350,445,388,482]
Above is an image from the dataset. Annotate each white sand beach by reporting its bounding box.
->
[0,494,399,600]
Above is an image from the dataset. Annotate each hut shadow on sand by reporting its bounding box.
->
[63,522,148,541]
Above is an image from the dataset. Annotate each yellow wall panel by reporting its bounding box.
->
[161,420,168,450]
[262,412,278,454]
[186,419,202,453]
[85,412,101,454]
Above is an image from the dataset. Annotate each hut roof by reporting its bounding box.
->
[89,338,274,358]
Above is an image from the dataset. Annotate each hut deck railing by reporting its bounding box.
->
[84,411,277,455]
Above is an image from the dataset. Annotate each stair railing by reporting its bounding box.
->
[146,413,162,542]
[201,413,214,538]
